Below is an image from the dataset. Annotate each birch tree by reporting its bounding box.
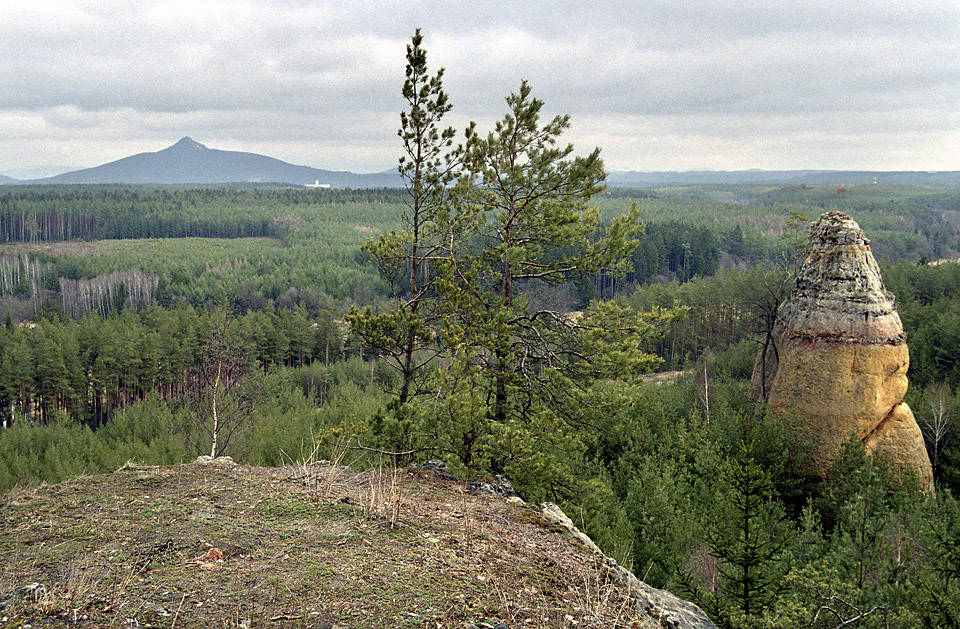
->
[190,309,248,458]
[921,381,955,479]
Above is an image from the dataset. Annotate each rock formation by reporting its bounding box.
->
[538,503,718,629]
[752,211,934,492]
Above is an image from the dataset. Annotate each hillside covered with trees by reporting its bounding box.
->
[2,32,960,628]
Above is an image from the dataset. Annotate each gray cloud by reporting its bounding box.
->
[1,0,958,175]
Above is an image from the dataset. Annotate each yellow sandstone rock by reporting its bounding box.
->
[754,212,933,492]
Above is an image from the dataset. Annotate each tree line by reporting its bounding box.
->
[0,186,410,243]
[0,303,345,427]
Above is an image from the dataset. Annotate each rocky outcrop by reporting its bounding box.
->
[538,503,718,629]
[421,462,716,627]
[752,211,933,492]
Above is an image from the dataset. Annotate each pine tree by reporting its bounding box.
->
[438,80,652,427]
[348,28,455,405]
[704,437,794,620]
[351,34,678,488]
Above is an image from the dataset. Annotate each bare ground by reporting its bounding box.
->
[0,240,141,258]
[0,460,657,629]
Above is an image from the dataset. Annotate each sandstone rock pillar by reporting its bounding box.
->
[753,211,933,492]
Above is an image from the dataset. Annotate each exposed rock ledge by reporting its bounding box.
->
[537,501,717,629]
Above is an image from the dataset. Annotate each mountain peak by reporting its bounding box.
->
[33,138,403,187]
[170,136,207,151]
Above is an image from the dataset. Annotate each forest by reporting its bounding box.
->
[3,38,960,629]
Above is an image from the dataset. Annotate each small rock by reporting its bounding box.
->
[540,502,718,629]
[417,459,456,480]
[494,475,516,496]
[421,459,448,473]
[468,475,516,497]
[193,455,235,465]
[0,582,46,610]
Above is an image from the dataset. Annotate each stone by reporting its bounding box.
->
[193,455,236,466]
[538,502,718,629]
[0,583,46,610]
[468,475,517,497]
[753,211,933,492]
[414,459,456,480]
[420,459,449,473]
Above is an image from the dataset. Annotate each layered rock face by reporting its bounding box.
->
[753,211,933,492]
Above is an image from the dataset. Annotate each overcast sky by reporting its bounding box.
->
[2,0,959,178]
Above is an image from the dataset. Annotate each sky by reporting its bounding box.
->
[2,0,959,178]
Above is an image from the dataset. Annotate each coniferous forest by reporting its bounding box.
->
[3,34,960,629]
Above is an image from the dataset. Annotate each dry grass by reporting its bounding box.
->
[0,461,658,628]
[363,465,405,529]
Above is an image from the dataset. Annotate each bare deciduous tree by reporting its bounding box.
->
[189,309,250,458]
[59,270,158,319]
[921,381,955,479]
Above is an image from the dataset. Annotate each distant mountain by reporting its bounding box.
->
[607,170,810,187]
[607,169,960,187]
[13,140,960,188]
[785,171,960,186]
[31,137,402,188]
